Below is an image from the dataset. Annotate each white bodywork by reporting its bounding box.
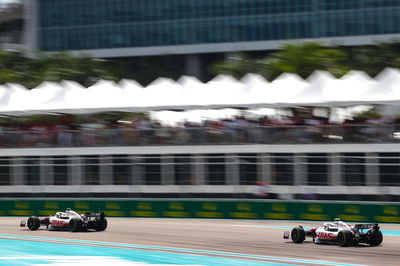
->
[313,220,352,243]
[48,209,83,230]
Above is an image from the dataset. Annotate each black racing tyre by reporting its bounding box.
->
[369,231,383,246]
[27,216,40,231]
[95,218,107,231]
[291,227,305,243]
[69,218,83,232]
[337,230,354,247]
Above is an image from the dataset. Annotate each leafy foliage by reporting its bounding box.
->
[210,41,400,80]
[209,52,265,80]
[347,41,400,77]
[0,50,118,88]
[2,41,400,89]
[264,42,350,79]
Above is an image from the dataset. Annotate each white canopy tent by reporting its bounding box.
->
[118,78,145,112]
[361,68,400,104]
[0,68,400,116]
[285,71,337,107]
[176,75,206,110]
[325,70,379,106]
[268,73,310,107]
[205,74,246,108]
[141,77,186,111]
[240,73,271,108]
[28,81,68,114]
[1,83,30,115]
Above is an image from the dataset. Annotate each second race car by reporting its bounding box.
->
[20,208,107,232]
[283,218,383,246]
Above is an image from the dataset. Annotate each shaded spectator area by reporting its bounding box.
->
[0,107,398,148]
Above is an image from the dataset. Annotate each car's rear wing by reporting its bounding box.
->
[85,211,105,219]
[354,223,379,229]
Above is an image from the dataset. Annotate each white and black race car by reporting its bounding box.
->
[20,208,107,232]
[283,219,383,246]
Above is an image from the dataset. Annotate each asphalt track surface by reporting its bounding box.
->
[1,217,400,265]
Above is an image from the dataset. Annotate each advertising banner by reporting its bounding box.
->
[1,200,399,223]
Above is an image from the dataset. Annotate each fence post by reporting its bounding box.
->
[11,157,24,185]
[294,153,306,186]
[259,153,272,184]
[366,152,379,186]
[161,155,174,185]
[329,153,342,186]
[40,157,53,185]
[70,156,82,185]
[192,154,205,185]
[99,155,113,185]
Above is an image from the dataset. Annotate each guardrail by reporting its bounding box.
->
[2,199,400,223]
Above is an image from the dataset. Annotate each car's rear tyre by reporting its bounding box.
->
[337,230,354,247]
[69,218,83,232]
[95,218,107,231]
[368,231,383,246]
[27,216,40,231]
[291,227,305,243]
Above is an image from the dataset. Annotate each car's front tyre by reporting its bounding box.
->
[27,216,40,231]
[291,227,305,243]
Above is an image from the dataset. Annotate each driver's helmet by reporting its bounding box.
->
[56,212,67,218]
[324,222,335,230]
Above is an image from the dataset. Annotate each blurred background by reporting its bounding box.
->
[1,0,400,209]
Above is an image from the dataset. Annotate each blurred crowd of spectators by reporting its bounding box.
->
[0,113,399,148]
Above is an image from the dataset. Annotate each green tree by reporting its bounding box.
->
[209,52,265,80]
[0,50,28,84]
[348,41,400,77]
[265,42,350,79]
[210,42,350,80]
[0,50,119,88]
[33,51,119,87]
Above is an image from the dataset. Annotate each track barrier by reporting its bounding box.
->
[1,200,399,223]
